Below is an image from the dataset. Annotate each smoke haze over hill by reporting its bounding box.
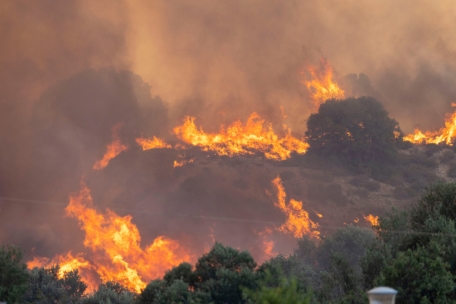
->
[2,0,456,290]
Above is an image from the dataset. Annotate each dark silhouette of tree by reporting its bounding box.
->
[306,97,402,166]
[0,245,29,303]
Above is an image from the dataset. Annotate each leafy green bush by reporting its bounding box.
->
[0,245,29,303]
[82,281,135,304]
[23,266,86,304]
[243,274,311,304]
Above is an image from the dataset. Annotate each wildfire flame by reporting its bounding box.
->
[173,112,309,160]
[272,176,319,238]
[404,104,456,145]
[257,228,276,261]
[303,59,345,110]
[173,158,194,168]
[136,136,172,150]
[364,214,379,226]
[93,124,128,170]
[29,183,192,293]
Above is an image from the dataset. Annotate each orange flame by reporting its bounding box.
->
[27,252,99,292]
[364,214,379,226]
[173,112,309,160]
[257,228,276,261]
[272,176,319,238]
[93,124,128,170]
[30,183,192,293]
[404,104,456,145]
[173,158,194,168]
[303,59,345,110]
[136,136,172,150]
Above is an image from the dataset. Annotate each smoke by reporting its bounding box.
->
[124,0,456,132]
[2,0,456,267]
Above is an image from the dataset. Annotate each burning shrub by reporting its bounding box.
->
[306,97,402,167]
[23,265,86,304]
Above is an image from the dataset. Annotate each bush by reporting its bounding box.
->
[23,266,86,303]
[0,245,29,304]
[81,281,135,304]
[306,97,402,167]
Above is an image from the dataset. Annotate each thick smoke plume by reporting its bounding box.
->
[1,0,456,280]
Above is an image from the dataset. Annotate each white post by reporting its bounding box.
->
[367,286,397,304]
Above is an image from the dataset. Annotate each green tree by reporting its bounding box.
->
[82,281,135,304]
[244,274,311,304]
[377,243,454,304]
[0,245,30,303]
[362,183,456,303]
[305,97,402,166]
[193,242,258,303]
[23,266,86,304]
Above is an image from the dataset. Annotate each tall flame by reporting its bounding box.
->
[404,104,456,145]
[364,214,379,226]
[136,136,172,150]
[272,176,319,238]
[303,59,345,110]
[93,124,128,170]
[29,183,192,293]
[173,112,309,160]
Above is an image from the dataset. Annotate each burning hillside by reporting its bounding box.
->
[28,183,193,293]
[2,2,456,300]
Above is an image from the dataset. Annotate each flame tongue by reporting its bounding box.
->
[404,105,456,145]
[29,183,192,293]
[303,59,345,110]
[93,124,128,170]
[272,176,319,238]
[173,112,309,160]
[136,136,172,150]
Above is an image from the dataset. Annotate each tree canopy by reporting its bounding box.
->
[0,245,30,303]
[306,97,402,166]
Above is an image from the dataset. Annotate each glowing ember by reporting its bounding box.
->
[173,112,309,160]
[404,104,456,145]
[303,59,345,110]
[29,183,192,293]
[364,214,379,226]
[272,176,319,238]
[93,124,128,170]
[136,136,172,150]
[173,158,194,168]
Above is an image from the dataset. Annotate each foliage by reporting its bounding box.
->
[137,243,258,304]
[361,183,456,303]
[243,273,311,304]
[305,97,402,166]
[0,245,30,303]
[22,266,86,304]
[377,243,454,304]
[82,281,135,304]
